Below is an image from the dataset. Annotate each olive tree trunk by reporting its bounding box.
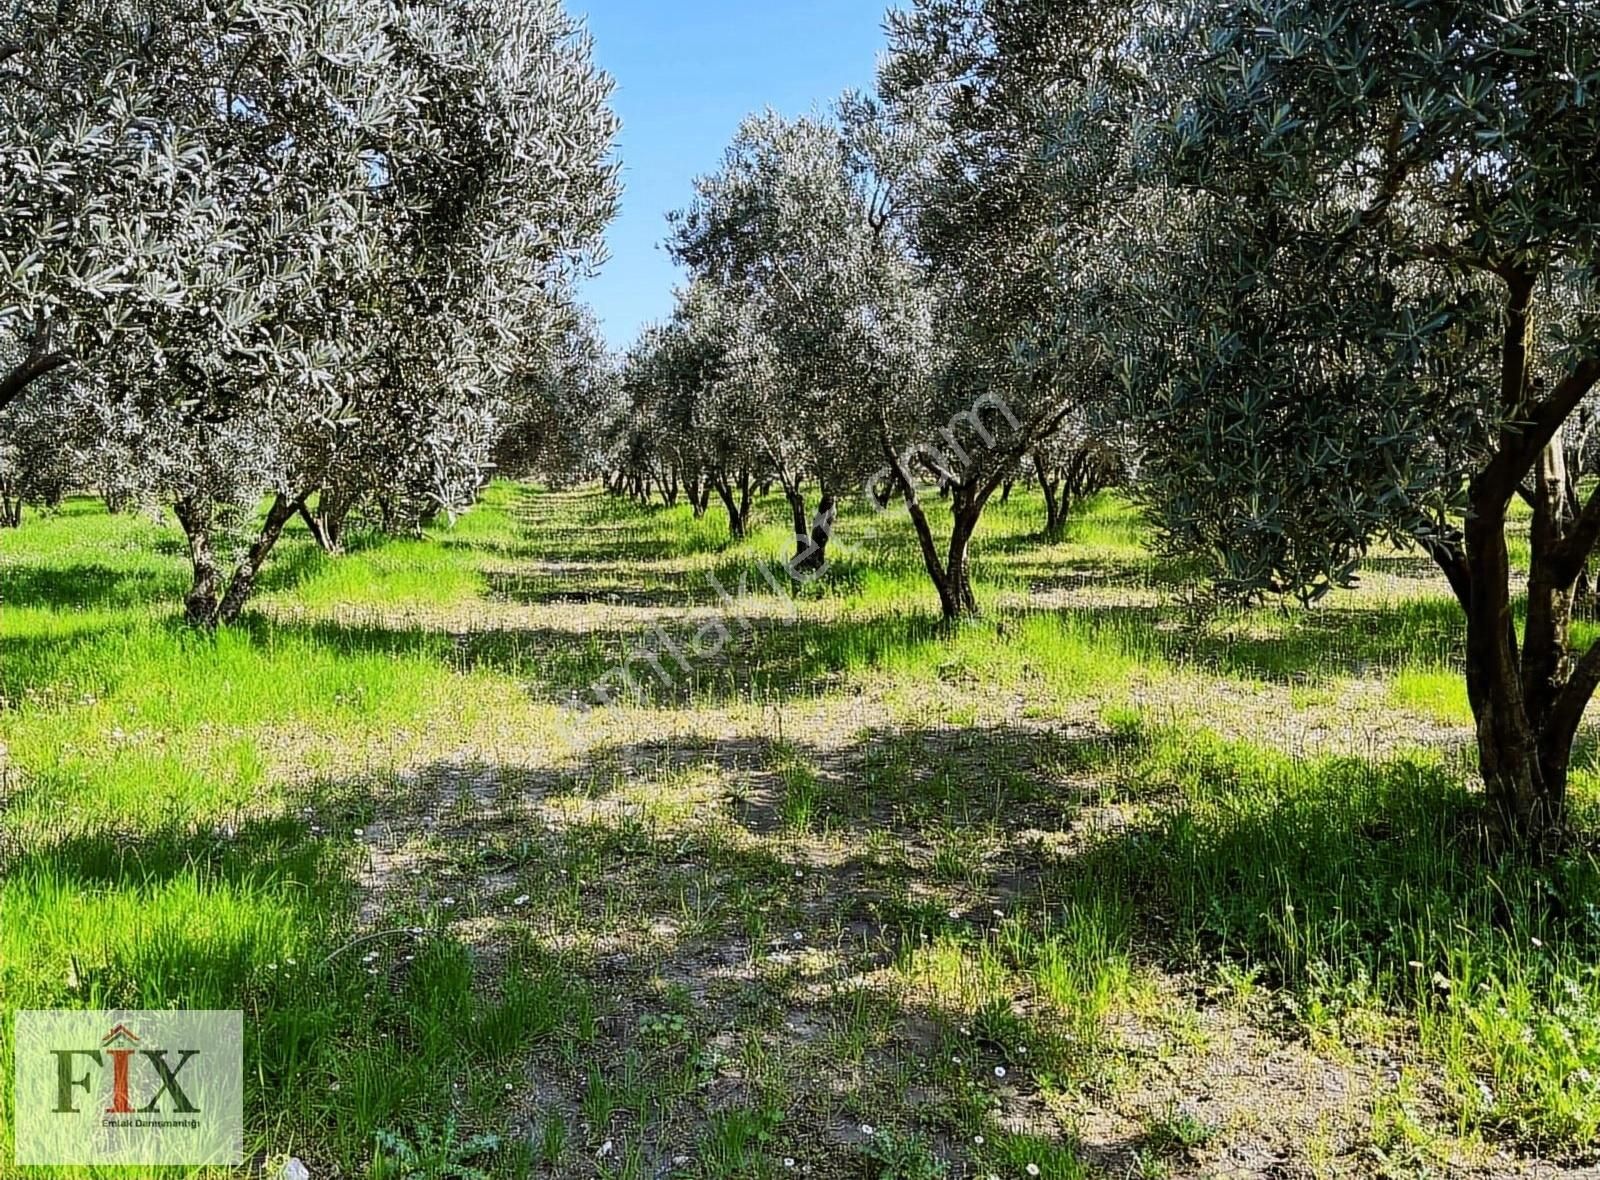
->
[880,432,989,621]
[0,477,22,528]
[174,493,300,627]
[1034,454,1067,543]
[299,487,355,555]
[1426,271,1600,849]
[712,469,754,541]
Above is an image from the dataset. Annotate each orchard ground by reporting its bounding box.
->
[2,482,1598,1179]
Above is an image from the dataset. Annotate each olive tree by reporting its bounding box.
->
[853,0,1146,616]
[287,0,620,552]
[669,112,916,576]
[498,306,623,490]
[1128,0,1600,845]
[1031,418,1131,543]
[618,283,785,539]
[2,0,618,624]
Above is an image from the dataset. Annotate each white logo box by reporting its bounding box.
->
[13,1010,243,1166]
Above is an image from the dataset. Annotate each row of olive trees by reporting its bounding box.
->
[612,0,1600,848]
[602,5,1143,615]
[0,0,619,623]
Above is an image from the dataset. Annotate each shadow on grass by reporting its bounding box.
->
[10,710,1600,1167]
[0,561,189,610]
[214,606,947,707]
[483,568,708,608]
[0,764,600,1172]
[311,716,1600,1157]
[1055,596,1465,684]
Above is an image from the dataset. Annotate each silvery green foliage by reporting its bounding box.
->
[0,375,158,517]
[3,0,618,618]
[875,0,1151,493]
[1126,0,1600,602]
[671,110,937,499]
[0,0,407,415]
[498,304,623,487]
[665,2,1146,614]
[293,0,620,531]
[0,377,79,517]
[615,282,780,528]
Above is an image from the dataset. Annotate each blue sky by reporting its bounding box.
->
[573,0,890,350]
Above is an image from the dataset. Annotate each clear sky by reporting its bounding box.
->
[573,0,890,350]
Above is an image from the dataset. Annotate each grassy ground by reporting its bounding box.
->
[2,482,1598,1178]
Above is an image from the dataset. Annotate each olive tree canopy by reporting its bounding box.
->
[1127,0,1600,843]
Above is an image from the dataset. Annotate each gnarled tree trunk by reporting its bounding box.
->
[300,487,355,554]
[0,477,22,528]
[1426,272,1600,849]
[794,491,836,575]
[1034,454,1067,542]
[712,469,755,541]
[175,493,300,627]
[880,430,988,621]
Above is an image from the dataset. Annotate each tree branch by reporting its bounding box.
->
[1477,356,1600,506]
[1548,637,1600,754]
[0,350,71,414]
[1416,529,1472,611]
[1549,472,1600,584]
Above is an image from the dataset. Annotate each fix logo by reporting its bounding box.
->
[52,1022,202,1117]
[14,1009,243,1165]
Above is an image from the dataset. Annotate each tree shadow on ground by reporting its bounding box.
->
[234,608,950,707]
[10,710,1595,1173]
[483,568,708,609]
[1054,596,1465,684]
[0,561,189,610]
[298,716,1600,1172]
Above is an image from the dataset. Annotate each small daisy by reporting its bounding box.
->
[973,1134,984,1145]
[994,1066,1007,1079]
[1026,1165,1040,1177]
[441,897,456,906]
[783,1159,795,1168]
[513,894,530,906]
[860,1123,875,1136]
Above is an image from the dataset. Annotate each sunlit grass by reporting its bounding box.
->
[3,478,1593,1174]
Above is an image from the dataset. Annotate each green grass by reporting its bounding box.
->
[1,480,1596,1176]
